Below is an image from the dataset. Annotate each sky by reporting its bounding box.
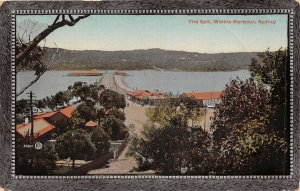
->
[16,14,288,53]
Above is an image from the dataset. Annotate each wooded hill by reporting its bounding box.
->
[43,48,259,71]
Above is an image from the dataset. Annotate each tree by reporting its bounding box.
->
[53,91,66,107]
[104,108,126,121]
[68,82,99,102]
[90,126,111,158]
[16,19,47,75]
[211,78,271,143]
[35,99,47,112]
[55,129,96,168]
[249,49,288,137]
[16,15,90,96]
[99,89,126,110]
[101,116,127,140]
[16,15,90,66]
[146,104,178,126]
[146,100,204,127]
[16,99,30,114]
[210,77,288,175]
[213,120,287,175]
[129,116,212,175]
[43,96,54,111]
[16,140,57,175]
[70,101,97,128]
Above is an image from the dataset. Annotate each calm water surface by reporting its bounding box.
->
[124,70,250,95]
[17,70,250,100]
[17,71,101,100]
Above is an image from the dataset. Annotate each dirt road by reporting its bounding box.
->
[88,73,151,174]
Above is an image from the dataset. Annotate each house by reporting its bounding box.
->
[85,121,97,127]
[47,106,76,126]
[85,121,98,132]
[181,91,222,107]
[34,111,57,120]
[127,90,167,105]
[42,105,75,129]
[16,118,55,141]
[127,90,152,104]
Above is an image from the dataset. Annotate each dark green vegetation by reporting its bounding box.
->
[131,103,211,174]
[15,141,57,175]
[15,82,127,175]
[42,48,258,71]
[130,49,289,175]
[56,129,96,168]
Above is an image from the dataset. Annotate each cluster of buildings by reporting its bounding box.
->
[127,89,222,107]
[16,106,76,141]
[16,105,98,141]
[127,90,167,106]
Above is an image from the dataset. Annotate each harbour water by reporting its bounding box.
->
[17,70,250,100]
[17,71,101,100]
[123,70,250,95]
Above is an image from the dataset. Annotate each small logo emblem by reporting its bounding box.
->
[181,167,188,174]
[34,142,43,150]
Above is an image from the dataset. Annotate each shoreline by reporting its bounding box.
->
[113,75,133,93]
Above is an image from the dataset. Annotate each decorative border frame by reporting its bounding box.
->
[1,1,299,190]
[10,9,295,180]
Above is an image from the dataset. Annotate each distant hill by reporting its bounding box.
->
[42,48,259,71]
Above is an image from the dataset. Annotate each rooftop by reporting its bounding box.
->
[59,105,75,118]
[16,118,55,138]
[34,111,57,119]
[128,90,166,100]
[85,121,97,127]
[183,91,222,100]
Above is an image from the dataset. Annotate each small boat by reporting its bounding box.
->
[67,70,102,76]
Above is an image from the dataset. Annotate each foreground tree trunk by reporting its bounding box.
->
[16,15,90,97]
[16,14,90,64]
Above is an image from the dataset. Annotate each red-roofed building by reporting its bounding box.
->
[85,121,97,127]
[127,90,167,105]
[45,106,75,131]
[181,91,222,107]
[34,111,57,119]
[59,106,75,118]
[16,118,55,140]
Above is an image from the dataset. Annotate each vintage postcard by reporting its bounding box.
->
[13,12,292,177]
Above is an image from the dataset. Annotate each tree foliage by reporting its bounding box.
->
[146,100,205,127]
[91,126,111,158]
[99,89,126,110]
[16,99,30,114]
[133,49,289,175]
[105,108,126,121]
[130,116,212,175]
[16,141,57,175]
[249,49,288,136]
[211,73,288,174]
[213,121,287,175]
[100,116,127,140]
[211,78,271,142]
[55,129,96,168]
[16,15,90,96]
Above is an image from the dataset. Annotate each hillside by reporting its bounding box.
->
[43,48,259,71]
